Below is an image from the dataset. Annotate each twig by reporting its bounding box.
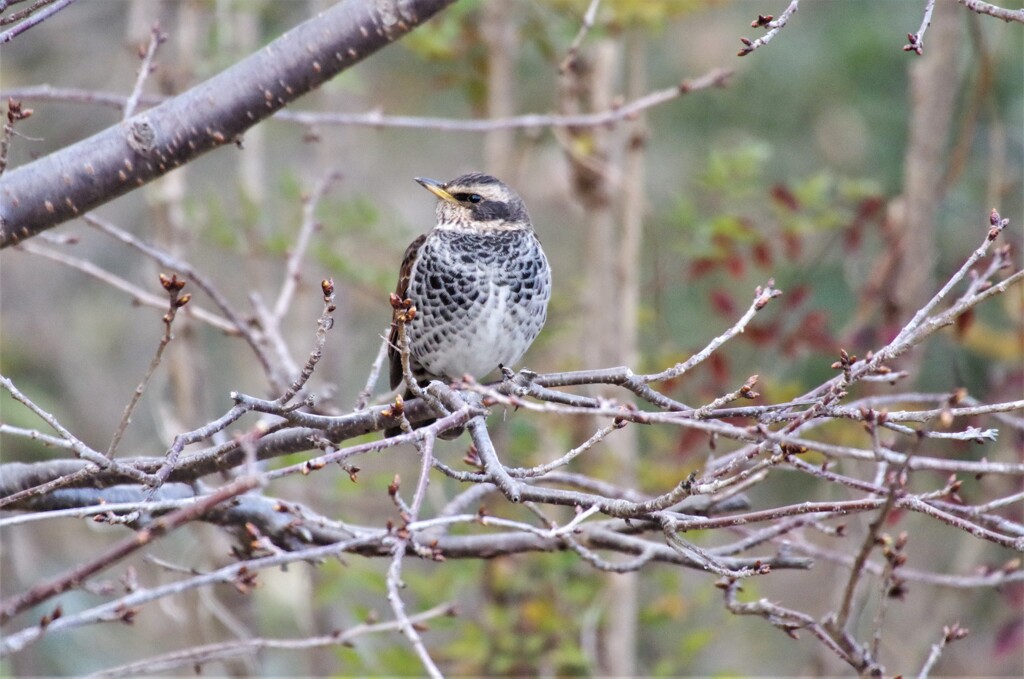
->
[0,85,161,109]
[559,0,603,73]
[737,0,800,57]
[466,414,522,503]
[693,375,760,418]
[827,429,918,672]
[408,431,434,520]
[870,531,906,660]
[548,504,602,538]
[0,475,258,625]
[916,622,970,679]
[123,24,166,120]
[1,0,55,27]
[14,240,237,333]
[355,327,392,410]
[249,291,302,394]
[150,405,249,487]
[382,423,442,675]
[276,68,734,132]
[0,496,200,528]
[0,424,76,451]
[507,423,619,478]
[957,0,1024,23]
[0,0,77,43]
[272,171,341,323]
[0,97,32,176]
[644,281,781,383]
[0,532,389,657]
[0,466,101,510]
[662,517,759,578]
[720,577,856,667]
[393,310,449,424]
[784,534,1024,589]
[82,215,288,389]
[107,274,190,458]
[1,68,734,133]
[904,0,936,54]
[386,541,443,679]
[0,375,156,486]
[889,210,1009,349]
[275,279,336,406]
[83,602,455,679]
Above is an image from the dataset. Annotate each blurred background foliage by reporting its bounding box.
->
[1,0,1022,675]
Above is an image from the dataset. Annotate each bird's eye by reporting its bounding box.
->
[455,192,483,204]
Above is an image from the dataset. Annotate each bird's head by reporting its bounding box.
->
[416,173,531,232]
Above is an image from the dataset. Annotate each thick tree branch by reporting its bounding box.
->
[0,0,458,247]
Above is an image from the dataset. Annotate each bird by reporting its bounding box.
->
[385,172,551,438]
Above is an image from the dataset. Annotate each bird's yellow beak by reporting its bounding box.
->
[415,177,457,203]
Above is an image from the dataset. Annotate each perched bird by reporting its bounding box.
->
[386,173,551,438]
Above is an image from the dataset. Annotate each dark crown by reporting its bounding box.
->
[439,173,531,228]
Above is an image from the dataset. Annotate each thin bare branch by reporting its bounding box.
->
[559,0,603,74]
[0,475,258,626]
[0,375,156,486]
[85,602,454,679]
[14,240,238,334]
[123,24,167,120]
[904,0,937,54]
[106,274,190,458]
[2,67,734,135]
[272,171,341,323]
[0,98,32,176]
[0,0,77,43]
[355,327,392,410]
[737,0,800,57]
[958,0,1024,23]
[276,68,734,132]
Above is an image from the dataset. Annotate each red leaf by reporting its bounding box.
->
[726,253,746,278]
[885,507,905,526]
[712,232,737,253]
[782,231,803,259]
[955,308,975,339]
[751,240,773,269]
[709,289,737,317]
[771,184,800,211]
[994,616,1024,657]
[690,258,718,279]
[708,352,730,385]
[1000,580,1024,607]
[675,426,706,459]
[844,220,864,250]
[746,321,779,345]
[787,284,811,308]
[800,310,836,352]
[856,196,886,222]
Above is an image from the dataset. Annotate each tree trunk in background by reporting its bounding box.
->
[123,1,206,447]
[605,31,645,676]
[482,0,516,180]
[126,0,232,665]
[893,0,961,365]
[559,33,643,676]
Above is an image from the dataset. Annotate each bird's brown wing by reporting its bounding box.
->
[389,233,427,390]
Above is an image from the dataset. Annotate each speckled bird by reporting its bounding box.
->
[386,173,551,437]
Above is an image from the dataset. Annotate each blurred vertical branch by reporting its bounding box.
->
[128,0,227,661]
[557,12,646,672]
[605,29,646,676]
[482,0,516,179]
[891,0,961,362]
[135,3,204,444]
